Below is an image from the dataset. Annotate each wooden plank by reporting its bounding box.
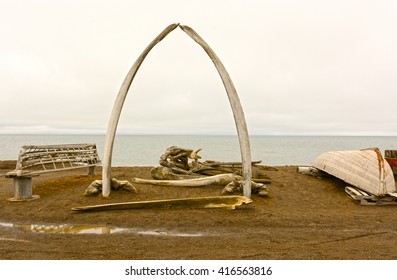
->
[385,150,397,175]
[385,150,397,158]
[360,199,397,206]
[345,186,362,197]
[6,163,98,177]
[345,186,397,205]
[354,188,372,197]
[71,196,253,212]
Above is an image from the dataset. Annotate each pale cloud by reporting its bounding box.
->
[0,0,396,135]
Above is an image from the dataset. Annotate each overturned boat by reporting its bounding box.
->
[312,147,396,197]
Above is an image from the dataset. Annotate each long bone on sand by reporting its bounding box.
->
[71,196,253,212]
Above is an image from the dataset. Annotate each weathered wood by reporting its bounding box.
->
[313,148,396,196]
[154,148,261,178]
[6,143,100,201]
[203,160,261,166]
[252,179,271,184]
[159,146,202,174]
[87,166,96,176]
[6,143,100,177]
[7,176,40,202]
[297,166,325,177]
[102,24,252,198]
[385,150,397,158]
[195,160,262,178]
[345,186,397,205]
[385,150,397,175]
[71,195,253,212]
[151,166,205,180]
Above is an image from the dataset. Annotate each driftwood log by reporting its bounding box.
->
[151,167,206,180]
[159,146,202,174]
[155,146,270,179]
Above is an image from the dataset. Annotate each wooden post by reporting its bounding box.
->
[8,176,40,202]
[87,166,96,176]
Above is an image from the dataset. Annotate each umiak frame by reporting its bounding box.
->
[102,23,252,197]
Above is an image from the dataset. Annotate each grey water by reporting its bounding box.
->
[0,134,396,166]
[0,221,208,237]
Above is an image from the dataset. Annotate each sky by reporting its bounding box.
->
[0,0,396,136]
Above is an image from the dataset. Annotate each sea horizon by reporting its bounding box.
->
[1,132,397,136]
[1,134,396,167]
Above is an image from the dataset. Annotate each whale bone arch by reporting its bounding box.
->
[102,23,252,197]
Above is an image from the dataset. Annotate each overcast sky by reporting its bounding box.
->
[0,0,396,136]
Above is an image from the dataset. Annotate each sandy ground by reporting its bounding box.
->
[1,160,396,260]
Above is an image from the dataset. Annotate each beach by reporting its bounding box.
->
[1,160,397,260]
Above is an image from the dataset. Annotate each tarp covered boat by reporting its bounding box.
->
[312,147,396,197]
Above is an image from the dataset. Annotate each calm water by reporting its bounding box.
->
[0,134,396,166]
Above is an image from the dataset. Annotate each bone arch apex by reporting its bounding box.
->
[102,23,252,198]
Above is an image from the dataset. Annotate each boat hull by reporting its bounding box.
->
[312,148,396,196]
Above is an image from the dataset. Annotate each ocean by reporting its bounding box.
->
[0,134,396,167]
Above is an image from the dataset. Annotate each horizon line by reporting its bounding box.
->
[0,133,396,137]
